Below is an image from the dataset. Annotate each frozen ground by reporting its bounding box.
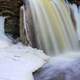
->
[0,41,49,80]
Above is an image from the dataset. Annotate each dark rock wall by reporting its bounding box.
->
[23,0,38,47]
[0,0,23,39]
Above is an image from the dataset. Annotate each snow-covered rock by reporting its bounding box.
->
[0,42,49,80]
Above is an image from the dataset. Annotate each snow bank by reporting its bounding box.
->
[0,42,49,80]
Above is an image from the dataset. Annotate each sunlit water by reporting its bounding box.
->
[28,0,79,56]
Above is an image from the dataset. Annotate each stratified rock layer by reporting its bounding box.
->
[0,0,23,38]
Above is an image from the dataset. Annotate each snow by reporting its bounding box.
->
[0,42,49,80]
[0,16,49,80]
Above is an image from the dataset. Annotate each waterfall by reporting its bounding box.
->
[27,0,79,56]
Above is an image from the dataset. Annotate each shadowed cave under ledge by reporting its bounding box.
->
[0,0,23,39]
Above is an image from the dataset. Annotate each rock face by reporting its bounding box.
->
[0,0,23,38]
[75,0,80,6]
[19,1,37,47]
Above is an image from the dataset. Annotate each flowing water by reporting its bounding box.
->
[28,0,79,56]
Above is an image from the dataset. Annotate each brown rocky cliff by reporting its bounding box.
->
[0,0,23,38]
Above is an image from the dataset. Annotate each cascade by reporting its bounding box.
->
[27,0,79,55]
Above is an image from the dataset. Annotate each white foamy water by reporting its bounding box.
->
[34,51,80,80]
